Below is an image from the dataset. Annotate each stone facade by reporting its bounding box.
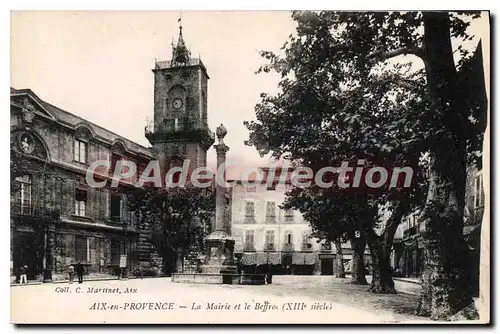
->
[10,88,155,280]
[147,38,213,175]
[229,168,369,276]
[10,26,215,282]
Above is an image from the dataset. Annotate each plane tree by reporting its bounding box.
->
[245,11,485,319]
[127,186,215,274]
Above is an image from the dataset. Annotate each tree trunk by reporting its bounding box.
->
[367,203,405,293]
[334,240,345,278]
[417,12,478,320]
[417,159,477,320]
[349,236,368,285]
[365,229,396,294]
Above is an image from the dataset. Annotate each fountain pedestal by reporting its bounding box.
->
[200,230,237,275]
[171,124,265,285]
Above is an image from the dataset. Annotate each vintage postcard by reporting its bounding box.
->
[10,10,490,324]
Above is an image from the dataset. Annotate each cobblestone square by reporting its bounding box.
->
[11,275,428,324]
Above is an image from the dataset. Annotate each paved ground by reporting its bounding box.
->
[11,275,429,324]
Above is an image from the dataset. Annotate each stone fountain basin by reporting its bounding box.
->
[171,273,268,285]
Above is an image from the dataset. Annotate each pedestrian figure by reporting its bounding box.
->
[67,264,75,283]
[75,262,84,284]
[19,265,28,285]
[266,264,273,284]
[264,264,273,285]
[139,266,144,279]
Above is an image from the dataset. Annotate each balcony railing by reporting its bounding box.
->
[11,202,61,221]
[282,243,295,252]
[154,58,205,70]
[264,243,275,252]
[145,118,215,143]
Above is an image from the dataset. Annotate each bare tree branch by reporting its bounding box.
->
[369,47,426,62]
[374,74,425,91]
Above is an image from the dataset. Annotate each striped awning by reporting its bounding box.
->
[267,252,281,265]
[240,253,282,266]
[292,252,316,265]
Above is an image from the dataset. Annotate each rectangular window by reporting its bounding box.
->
[74,139,87,163]
[245,201,255,218]
[14,175,32,213]
[265,230,275,251]
[75,235,88,263]
[74,188,87,217]
[474,174,484,208]
[302,234,311,251]
[110,154,121,175]
[284,209,294,222]
[244,230,254,251]
[110,194,122,221]
[286,232,293,244]
[266,202,276,217]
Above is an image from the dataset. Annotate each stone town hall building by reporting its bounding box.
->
[10,25,214,281]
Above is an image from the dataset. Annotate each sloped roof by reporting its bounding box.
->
[11,87,154,158]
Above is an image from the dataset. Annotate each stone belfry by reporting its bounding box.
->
[141,20,215,272]
[146,20,214,176]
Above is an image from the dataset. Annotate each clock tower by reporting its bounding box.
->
[146,23,214,177]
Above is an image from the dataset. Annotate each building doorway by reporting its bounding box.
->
[320,258,334,275]
[12,231,41,280]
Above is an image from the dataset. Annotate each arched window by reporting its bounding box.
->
[74,125,93,164]
[110,141,127,176]
[284,231,293,245]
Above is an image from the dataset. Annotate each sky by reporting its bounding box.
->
[10,11,489,174]
[10,11,297,170]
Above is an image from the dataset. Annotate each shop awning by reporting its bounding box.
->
[267,252,281,265]
[240,253,282,266]
[240,253,258,265]
[292,252,316,265]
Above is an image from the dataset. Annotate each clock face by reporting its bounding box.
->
[172,99,183,109]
